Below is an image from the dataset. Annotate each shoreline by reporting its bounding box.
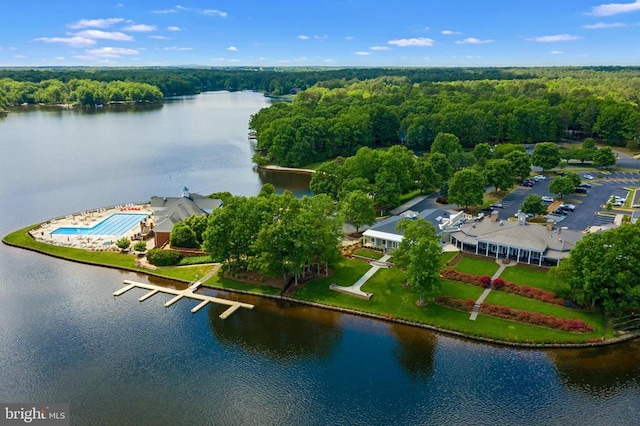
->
[3,224,637,349]
[257,165,315,175]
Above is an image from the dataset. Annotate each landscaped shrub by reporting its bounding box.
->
[434,296,594,332]
[178,255,213,266]
[115,237,131,250]
[133,240,147,253]
[146,248,183,266]
[441,269,565,305]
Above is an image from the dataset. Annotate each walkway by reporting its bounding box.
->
[329,255,391,299]
[469,259,515,320]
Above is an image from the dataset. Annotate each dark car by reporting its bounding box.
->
[552,209,569,215]
[575,187,588,194]
[490,203,504,209]
[578,183,592,188]
[521,180,534,187]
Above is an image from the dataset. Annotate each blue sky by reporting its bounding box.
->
[1,0,640,67]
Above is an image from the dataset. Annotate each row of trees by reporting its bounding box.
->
[0,78,164,106]
[202,187,343,284]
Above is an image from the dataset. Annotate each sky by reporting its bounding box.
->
[1,0,640,67]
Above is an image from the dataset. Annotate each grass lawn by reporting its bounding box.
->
[499,266,554,291]
[353,248,385,260]
[440,251,458,266]
[453,256,500,277]
[203,273,282,295]
[293,259,604,343]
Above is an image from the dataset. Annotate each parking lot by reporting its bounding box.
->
[492,172,640,231]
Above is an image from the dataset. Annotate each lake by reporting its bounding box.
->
[1,91,638,425]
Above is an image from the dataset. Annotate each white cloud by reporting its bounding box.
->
[168,26,181,31]
[122,24,157,32]
[455,37,494,44]
[370,46,391,50]
[84,47,139,58]
[153,9,176,14]
[589,0,640,16]
[203,9,228,17]
[163,46,193,51]
[34,36,96,47]
[227,46,239,52]
[54,56,65,60]
[149,35,172,40]
[176,5,227,17]
[345,36,354,41]
[583,21,626,28]
[424,26,430,31]
[527,34,581,42]
[388,37,435,47]
[551,50,564,54]
[298,35,309,40]
[441,30,461,35]
[67,18,124,29]
[324,58,335,62]
[355,51,370,56]
[73,30,133,41]
[314,35,328,40]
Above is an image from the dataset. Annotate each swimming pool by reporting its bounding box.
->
[52,213,148,236]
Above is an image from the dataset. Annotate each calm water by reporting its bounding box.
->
[1,92,639,425]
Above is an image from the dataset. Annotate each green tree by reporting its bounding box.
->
[340,190,376,233]
[531,142,561,171]
[483,159,515,192]
[426,153,453,181]
[593,146,617,169]
[170,222,199,248]
[430,132,463,156]
[258,183,276,197]
[520,194,548,216]
[504,150,532,181]
[394,218,443,306]
[133,240,147,253]
[415,157,441,193]
[473,143,492,166]
[565,171,581,188]
[551,223,640,315]
[449,169,485,209]
[582,138,596,150]
[548,177,575,199]
[183,215,208,244]
[310,159,345,199]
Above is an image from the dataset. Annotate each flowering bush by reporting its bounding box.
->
[434,296,594,333]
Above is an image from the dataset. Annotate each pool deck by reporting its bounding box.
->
[29,203,155,251]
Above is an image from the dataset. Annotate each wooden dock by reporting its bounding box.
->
[114,280,254,319]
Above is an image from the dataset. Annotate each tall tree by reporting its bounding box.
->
[394,218,443,306]
[551,223,640,315]
[504,150,532,181]
[483,159,515,192]
[340,190,376,233]
[448,169,485,209]
[548,177,575,199]
[531,142,561,171]
[593,146,617,169]
[520,194,548,216]
[430,132,463,156]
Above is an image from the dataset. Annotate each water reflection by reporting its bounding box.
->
[388,323,437,381]
[547,340,640,393]
[207,298,342,361]
[258,169,312,197]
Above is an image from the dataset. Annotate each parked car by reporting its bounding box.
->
[559,203,576,211]
[534,175,546,180]
[541,196,554,202]
[522,180,534,187]
[490,203,504,209]
[552,209,569,216]
[575,187,588,194]
[633,204,640,208]
[578,183,592,188]
[583,174,595,180]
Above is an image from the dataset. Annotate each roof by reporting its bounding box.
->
[150,193,222,233]
[450,219,582,259]
[362,208,459,240]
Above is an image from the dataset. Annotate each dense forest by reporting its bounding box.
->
[250,72,640,166]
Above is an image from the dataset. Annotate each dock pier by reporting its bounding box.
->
[113,280,254,319]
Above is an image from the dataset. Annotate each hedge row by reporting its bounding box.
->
[441,269,565,306]
[433,296,594,333]
[146,248,183,266]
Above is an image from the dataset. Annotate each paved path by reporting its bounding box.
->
[329,255,391,299]
[469,259,516,320]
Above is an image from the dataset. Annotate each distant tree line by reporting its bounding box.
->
[251,72,640,167]
[0,78,163,106]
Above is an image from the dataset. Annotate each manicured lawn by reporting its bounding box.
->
[440,251,458,266]
[353,248,385,260]
[293,259,604,343]
[453,256,500,277]
[203,274,283,295]
[499,266,554,291]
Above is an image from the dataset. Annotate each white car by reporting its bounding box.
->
[541,196,554,202]
[534,175,546,180]
[583,174,595,180]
